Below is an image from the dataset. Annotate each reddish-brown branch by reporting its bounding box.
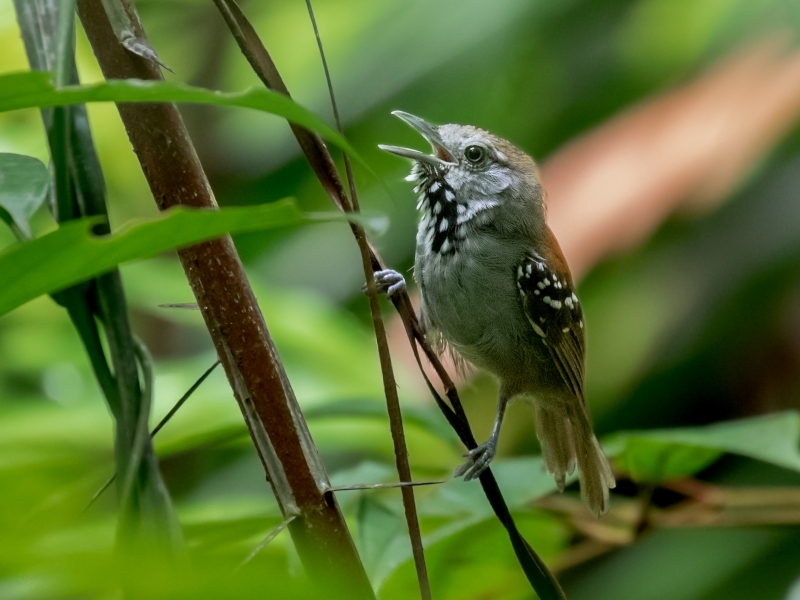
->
[76,1,374,596]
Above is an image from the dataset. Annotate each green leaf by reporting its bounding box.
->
[363,457,564,591]
[54,0,77,88]
[356,495,407,580]
[416,457,561,520]
[0,71,356,156]
[0,199,350,316]
[304,399,458,444]
[155,424,247,458]
[0,153,49,239]
[606,411,800,482]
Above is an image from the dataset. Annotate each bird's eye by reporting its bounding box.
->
[464,145,484,163]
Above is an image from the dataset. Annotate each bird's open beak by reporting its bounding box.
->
[378,111,457,166]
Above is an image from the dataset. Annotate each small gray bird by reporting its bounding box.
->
[376,111,615,516]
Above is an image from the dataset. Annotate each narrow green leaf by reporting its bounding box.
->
[0,153,50,239]
[304,399,458,444]
[0,71,355,156]
[606,411,800,482]
[0,199,348,316]
[13,0,58,73]
[54,0,77,87]
[356,496,407,581]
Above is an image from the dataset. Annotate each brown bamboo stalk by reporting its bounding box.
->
[75,1,375,596]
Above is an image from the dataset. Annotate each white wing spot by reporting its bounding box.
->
[439,219,449,232]
[526,314,547,338]
[429,181,441,192]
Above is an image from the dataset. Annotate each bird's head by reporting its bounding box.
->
[379,111,543,235]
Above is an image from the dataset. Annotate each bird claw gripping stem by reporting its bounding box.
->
[365,269,407,298]
[454,437,498,481]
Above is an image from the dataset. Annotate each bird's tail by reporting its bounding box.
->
[534,401,616,517]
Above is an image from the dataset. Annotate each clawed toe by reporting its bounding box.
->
[367,269,406,298]
[454,441,497,481]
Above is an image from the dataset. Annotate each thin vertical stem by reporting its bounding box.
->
[304,2,432,598]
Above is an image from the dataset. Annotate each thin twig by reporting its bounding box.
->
[81,360,222,515]
[304,3,432,598]
[634,484,656,536]
[330,480,444,492]
[151,360,221,437]
[235,515,296,572]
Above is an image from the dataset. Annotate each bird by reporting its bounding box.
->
[375,111,616,516]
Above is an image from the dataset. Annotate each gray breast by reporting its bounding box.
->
[415,222,534,373]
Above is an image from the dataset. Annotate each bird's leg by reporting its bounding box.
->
[455,394,509,481]
[367,269,407,298]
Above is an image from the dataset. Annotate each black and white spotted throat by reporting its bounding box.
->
[412,167,463,255]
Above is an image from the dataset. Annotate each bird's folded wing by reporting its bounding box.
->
[516,250,587,401]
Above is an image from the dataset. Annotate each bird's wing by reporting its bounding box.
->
[516,232,587,401]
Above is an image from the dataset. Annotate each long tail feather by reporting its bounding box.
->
[535,401,615,517]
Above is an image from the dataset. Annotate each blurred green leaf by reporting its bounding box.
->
[0,71,356,156]
[0,199,368,316]
[417,457,561,519]
[153,399,456,463]
[356,495,406,580]
[0,153,49,239]
[376,509,568,598]
[304,399,458,444]
[565,527,792,600]
[606,412,800,482]
[365,457,564,591]
[156,424,247,458]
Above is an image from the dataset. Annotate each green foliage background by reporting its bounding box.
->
[2,0,800,598]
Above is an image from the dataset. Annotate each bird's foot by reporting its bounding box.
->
[454,439,497,481]
[365,269,406,298]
